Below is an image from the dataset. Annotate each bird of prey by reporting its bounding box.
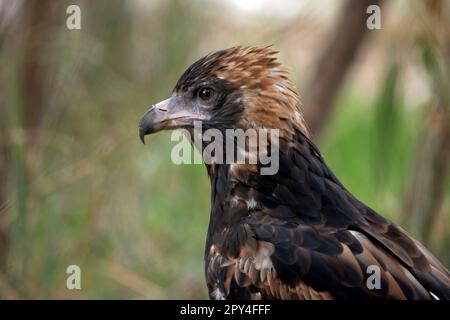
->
[139,46,450,300]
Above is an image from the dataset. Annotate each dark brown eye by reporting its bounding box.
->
[198,87,215,101]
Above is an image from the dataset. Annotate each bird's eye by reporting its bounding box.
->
[197,87,215,102]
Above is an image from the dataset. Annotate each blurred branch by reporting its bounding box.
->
[0,146,9,269]
[303,0,382,137]
[401,0,450,249]
[0,0,57,283]
[401,106,450,247]
[0,0,23,273]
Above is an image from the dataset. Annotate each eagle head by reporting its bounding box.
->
[139,46,309,144]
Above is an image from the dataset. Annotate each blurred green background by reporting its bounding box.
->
[0,0,449,299]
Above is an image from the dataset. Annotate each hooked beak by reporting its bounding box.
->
[138,96,206,144]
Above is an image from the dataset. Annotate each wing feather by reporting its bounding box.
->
[205,130,450,300]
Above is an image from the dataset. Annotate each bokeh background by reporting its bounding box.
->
[0,0,449,299]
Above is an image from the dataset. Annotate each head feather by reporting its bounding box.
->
[175,46,309,137]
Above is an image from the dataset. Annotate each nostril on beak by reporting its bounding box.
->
[152,103,168,112]
[154,100,169,112]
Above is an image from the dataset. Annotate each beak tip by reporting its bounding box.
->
[138,125,146,144]
[139,130,146,145]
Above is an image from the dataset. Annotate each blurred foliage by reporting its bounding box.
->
[372,61,403,190]
[0,0,448,299]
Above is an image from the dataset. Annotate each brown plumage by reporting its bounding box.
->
[139,46,450,300]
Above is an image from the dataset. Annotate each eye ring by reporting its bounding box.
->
[197,86,215,101]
